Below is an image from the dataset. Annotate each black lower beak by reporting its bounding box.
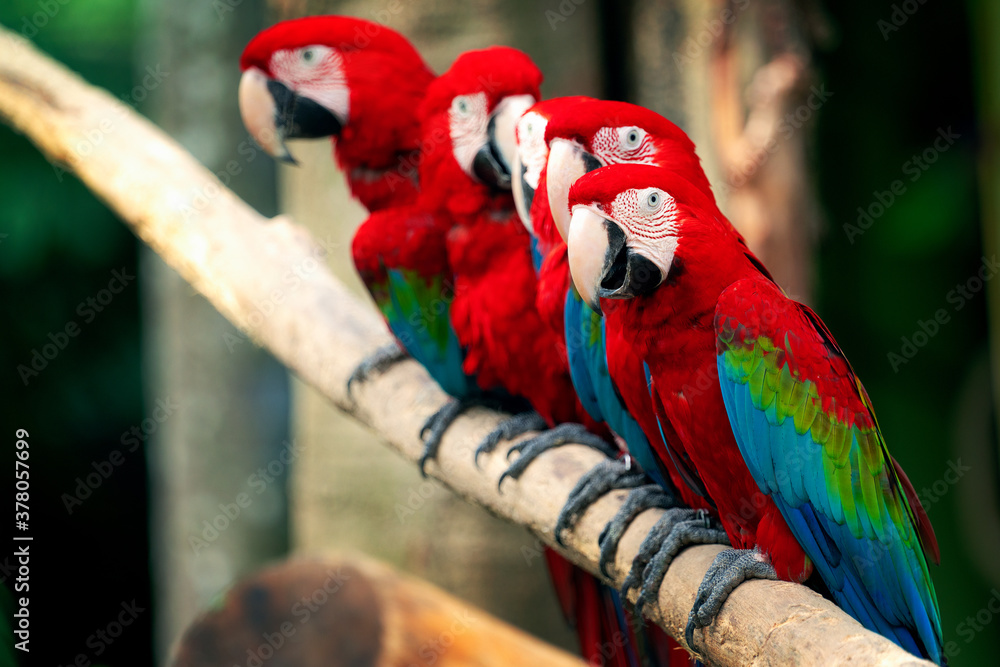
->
[267,80,343,149]
[598,222,662,300]
[581,150,602,174]
[518,162,536,214]
[472,115,512,191]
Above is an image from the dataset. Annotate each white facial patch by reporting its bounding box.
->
[590,126,657,165]
[492,95,535,172]
[449,92,490,176]
[611,187,680,281]
[269,45,350,123]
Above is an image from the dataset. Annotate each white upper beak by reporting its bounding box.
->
[547,138,592,242]
[490,94,535,175]
[567,206,612,311]
[238,67,295,163]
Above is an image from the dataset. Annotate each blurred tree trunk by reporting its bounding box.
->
[268,0,601,650]
[136,1,289,662]
[629,0,826,303]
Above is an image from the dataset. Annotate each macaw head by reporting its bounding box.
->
[238,16,434,169]
[543,100,713,242]
[566,164,722,311]
[418,46,541,198]
[511,96,593,234]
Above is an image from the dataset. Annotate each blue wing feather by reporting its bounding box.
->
[564,288,668,489]
[715,277,943,663]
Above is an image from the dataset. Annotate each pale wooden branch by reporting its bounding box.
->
[0,27,931,667]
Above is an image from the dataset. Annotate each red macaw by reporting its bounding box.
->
[241,30,640,664]
[238,16,437,379]
[239,16,432,211]
[511,95,695,667]
[399,47,616,466]
[396,48,660,667]
[566,163,943,662]
[505,98,704,560]
[539,101,751,591]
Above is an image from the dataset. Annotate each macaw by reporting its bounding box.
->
[398,48,664,667]
[238,16,433,211]
[398,47,616,466]
[510,95,695,667]
[239,24,649,666]
[505,98,698,553]
[238,16,437,378]
[566,163,943,663]
[537,101,750,587]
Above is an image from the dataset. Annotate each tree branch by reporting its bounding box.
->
[0,27,932,667]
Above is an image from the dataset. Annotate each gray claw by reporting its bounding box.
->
[623,509,731,620]
[347,343,407,395]
[551,458,647,546]
[597,484,678,578]
[684,548,777,651]
[499,423,619,488]
[474,411,547,467]
[419,398,482,476]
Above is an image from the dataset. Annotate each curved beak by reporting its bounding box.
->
[472,94,534,191]
[546,138,603,242]
[567,206,664,311]
[238,67,344,166]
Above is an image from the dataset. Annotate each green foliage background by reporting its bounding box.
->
[0,1,152,665]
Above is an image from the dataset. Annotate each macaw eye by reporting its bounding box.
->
[622,127,643,150]
[641,189,662,213]
[301,48,318,63]
[452,95,472,117]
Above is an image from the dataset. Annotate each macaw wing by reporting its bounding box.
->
[644,363,712,505]
[564,286,605,422]
[562,287,667,488]
[715,275,942,663]
[352,207,472,398]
